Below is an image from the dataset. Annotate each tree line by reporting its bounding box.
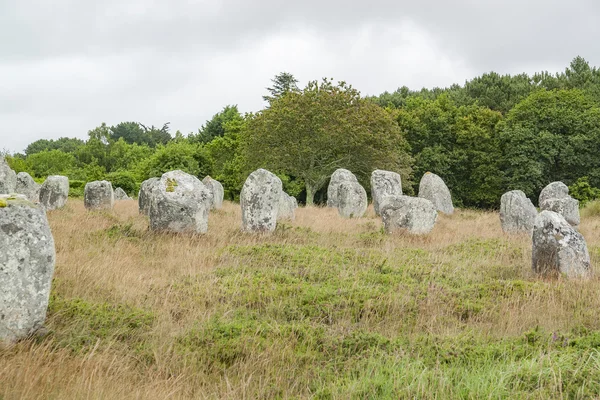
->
[5,56,600,208]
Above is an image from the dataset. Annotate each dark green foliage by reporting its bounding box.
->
[569,177,600,206]
[191,105,242,144]
[25,137,85,155]
[105,171,138,196]
[263,72,299,103]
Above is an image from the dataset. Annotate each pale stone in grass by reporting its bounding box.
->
[538,181,570,206]
[327,169,358,208]
[39,175,69,210]
[418,172,454,215]
[138,178,159,215]
[240,169,282,232]
[202,176,224,210]
[500,190,537,233]
[0,157,17,194]
[114,187,131,200]
[84,180,114,210]
[278,192,296,221]
[380,195,437,234]
[15,172,40,202]
[337,181,367,218]
[371,169,402,216]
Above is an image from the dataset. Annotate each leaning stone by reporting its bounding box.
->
[15,172,40,202]
[532,210,590,278]
[500,190,537,233]
[539,181,570,206]
[380,195,437,234]
[540,197,580,227]
[278,192,296,221]
[202,176,224,210]
[240,169,282,232]
[338,181,367,218]
[39,175,69,210]
[0,196,56,344]
[327,169,358,207]
[138,178,159,215]
[371,169,402,216]
[148,170,211,234]
[418,172,454,214]
[84,180,114,210]
[114,187,131,200]
[0,157,17,194]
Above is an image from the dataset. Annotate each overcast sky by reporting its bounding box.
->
[2,0,599,153]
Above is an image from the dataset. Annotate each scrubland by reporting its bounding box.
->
[2,200,600,399]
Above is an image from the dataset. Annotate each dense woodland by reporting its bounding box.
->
[5,56,600,208]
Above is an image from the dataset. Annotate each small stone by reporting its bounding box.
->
[15,172,40,202]
[84,180,114,210]
[371,169,403,216]
[327,169,358,208]
[138,178,159,215]
[500,190,537,233]
[0,157,17,194]
[337,181,367,218]
[114,187,131,200]
[538,182,580,227]
[39,176,69,210]
[380,195,437,234]
[240,169,282,232]
[539,181,569,206]
[278,192,296,221]
[202,176,224,210]
[418,172,454,214]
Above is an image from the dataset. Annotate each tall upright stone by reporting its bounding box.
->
[337,181,367,218]
[202,176,224,210]
[138,177,159,215]
[39,175,69,210]
[380,195,437,235]
[15,172,41,202]
[0,195,56,344]
[278,192,297,221]
[0,157,17,194]
[148,170,211,234]
[500,190,537,233]
[532,211,591,278]
[84,180,114,210]
[539,182,569,205]
[371,169,402,216]
[113,187,131,200]
[538,182,580,227]
[418,172,454,214]
[240,169,282,232]
[327,169,358,208]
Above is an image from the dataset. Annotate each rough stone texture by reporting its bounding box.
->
[418,172,454,214]
[114,187,131,200]
[15,172,40,202]
[327,169,358,208]
[0,157,17,194]
[84,181,114,210]
[202,176,224,210]
[337,181,367,218]
[240,169,283,232]
[532,210,591,278]
[149,170,211,234]
[539,181,570,206]
[138,178,159,215]
[500,190,538,233]
[380,195,437,235]
[540,197,580,227]
[278,192,296,221]
[371,169,403,216]
[0,196,56,344]
[39,175,69,211]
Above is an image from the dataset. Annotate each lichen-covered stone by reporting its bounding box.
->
[114,187,131,200]
[240,169,282,232]
[337,181,367,218]
[327,169,358,208]
[380,195,437,234]
[500,190,537,233]
[0,196,56,344]
[532,210,590,278]
[0,157,17,194]
[538,182,580,227]
[84,180,114,210]
[202,176,224,210]
[138,178,159,215]
[418,172,454,214]
[148,170,211,233]
[278,192,296,221]
[539,181,569,206]
[39,175,69,210]
[371,169,402,216]
[15,172,40,202]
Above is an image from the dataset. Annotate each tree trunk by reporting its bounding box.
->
[305,184,315,206]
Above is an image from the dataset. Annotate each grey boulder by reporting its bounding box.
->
[149,170,211,234]
[539,181,570,206]
[380,195,437,234]
[371,169,403,216]
[327,169,358,208]
[0,157,17,194]
[16,172,40,202]
[538,182,580,227]
[418,172,454,214]
[39,175,69,210]
[337,181,367,218]
[532,210,590,278]
[202,176,224,210]
[84,180,114,210]
[278,192,297,221]
[240,169,282,232]
[114,187,131,200]
[0,195,56,344]
[500,190,537,233]
[138,177,159,215]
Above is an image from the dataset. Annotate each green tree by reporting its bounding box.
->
[262,72,299,103]
[25,137,85,155]
[135,141,212,180]
[245,78,412,205]
[192,105,242,144]
[27,150,76,178]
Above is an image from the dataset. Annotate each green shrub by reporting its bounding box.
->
[105,171,138,196]
[569,177,600,206]
[69,179,86,197]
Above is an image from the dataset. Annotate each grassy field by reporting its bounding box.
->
[2,199,600,399]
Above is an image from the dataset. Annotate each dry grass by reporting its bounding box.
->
[1,199,600,399]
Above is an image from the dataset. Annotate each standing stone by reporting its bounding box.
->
[532,210,591,278]
[114,187,131,200]
[202,176,224,210]
[327,169,358,207]
[371,169,403,216]
[337,181,367,218]
[278,192,296,221]
[148,170,211,234]
[15,172,41,202]
[39,175,69,211]
[418,172,454,214]
[500,190,538,234]
[538,182,580,227]
[0,157,17,194]
[0,195,56,344]
[380,195,437,234]
[138,177,159,215]
[240,169,282,232]
[84,180,114,210]
[539,181,570,206]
